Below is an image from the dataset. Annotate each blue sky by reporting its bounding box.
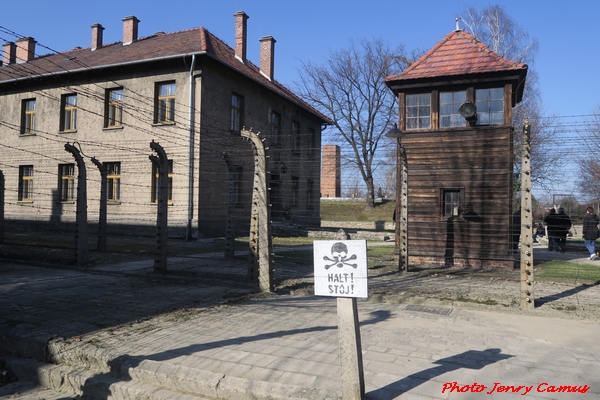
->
[2,0,598,198]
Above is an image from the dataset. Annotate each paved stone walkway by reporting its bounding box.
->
[1,243,600,399]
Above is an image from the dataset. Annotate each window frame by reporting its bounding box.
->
[21,98,36,135]
[405,93,431,130]
[307,179,314,210]
[229,166,243,207]
[439,91,467,128]
[291,176,299,208]
[270,111,281,146]
[291,121,300,154]
[155,82,176,124]
[475,87,504,126]
[230,93,244,133]
[105,162,121,202]
[151,159,173,203]
[18,165,34,202]
[440,188,464,219]
[59,163,75,202]
[60,94,77,132]
[307,127,316,158]
[106,88,124,128]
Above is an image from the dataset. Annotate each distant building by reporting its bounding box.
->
[0,12,330,238]
[320,145,341,198]
[385,28,528,269]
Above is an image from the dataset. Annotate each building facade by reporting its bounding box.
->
[0,12,329,238]
[385,28,528,269]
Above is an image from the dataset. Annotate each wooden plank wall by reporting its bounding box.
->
[403,126,514,267]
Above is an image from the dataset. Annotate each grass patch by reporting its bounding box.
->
[273,250,313,265]
[320,199,396,222]
[536,261,600,283]
[367,246,396,257]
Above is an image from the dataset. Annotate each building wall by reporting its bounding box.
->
[403,126,515,269]
[0,56,323,238]
[0,64,198,236]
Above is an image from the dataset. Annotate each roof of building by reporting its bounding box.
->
[0,26,331,123]
[385,29,528,83]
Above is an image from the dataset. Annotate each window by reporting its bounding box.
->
[440,91,466,128]
[59,164,75,201]
[476,88,504,125]
[270,111,281,145]
[406,93,431,130]
[152,159,173,203]
[230,93,244,132]
[307,128,316,158]
[291,121,300,153]
[156,82,175,123]
[307,179,314,209]
[18,165,33,201]
[106,89,123,128]
[229,166,243,206]
[442,189,462,218]
[291,176,299,207]
[105,162,121,202]
[61,94,77,131]
[22,99,36,134]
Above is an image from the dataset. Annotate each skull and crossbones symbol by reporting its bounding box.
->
[323,242,358,269]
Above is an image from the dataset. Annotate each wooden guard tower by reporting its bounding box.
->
[385,28,528,269]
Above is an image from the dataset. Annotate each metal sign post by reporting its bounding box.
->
[314,240,367,399]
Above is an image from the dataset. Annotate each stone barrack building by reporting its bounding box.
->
[0,12,330,238]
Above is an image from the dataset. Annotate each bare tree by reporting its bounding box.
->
[576,107,600,201]
[462,5,565,190]
[295,38,411,208]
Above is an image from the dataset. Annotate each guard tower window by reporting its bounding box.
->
[440,91,466,128]
[476,88,504,125]
[406,93,431,130]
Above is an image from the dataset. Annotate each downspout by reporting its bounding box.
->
[186,54,197,241]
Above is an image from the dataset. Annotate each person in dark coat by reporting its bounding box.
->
[533,222,544,243]
[543,208,558,251]
[582,206,600,260]
[553,207,572,253]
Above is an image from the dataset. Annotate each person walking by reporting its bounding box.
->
[582,206,600,260]
[544,208,558,251]
[554,207,572,253]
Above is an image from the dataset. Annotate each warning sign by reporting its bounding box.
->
[313,240,368,298]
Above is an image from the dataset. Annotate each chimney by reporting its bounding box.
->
[16,37,36,63]
[259,36,276,81]
[122,16,140,45]
[91,23,104,51]
[234,11,249,62]
[2,41,16,65]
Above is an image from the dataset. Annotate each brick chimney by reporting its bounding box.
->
[321,145,341,198]
[259,36,276,81]
[122,16,140,45]
[234,11,249,63]
[16,37,36,63]
[2,41,16,65]
[91,24,104,51]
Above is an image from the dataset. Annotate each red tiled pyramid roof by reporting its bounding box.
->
[0,26,330,123]
[385,29,527,82]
